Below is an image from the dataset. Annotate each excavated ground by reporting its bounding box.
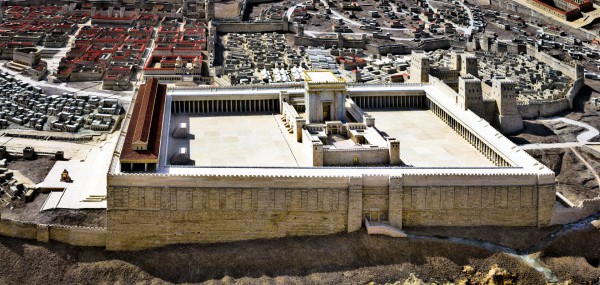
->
[0,229,546,285]
[0,223,599,284]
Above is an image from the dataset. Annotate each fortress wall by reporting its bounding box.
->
[106,175,351,250]
[418,39,453,51]
[526,46,580,80]
[401,173,554,227]
[104,171,555,250]
[0,216,107,246]
[214,21,289,33]
[294,36,339,48]
[366,44,410,55]
[401,185,540,226]
[518,98,570,118]
[551,197,600,224]
[0,218,37,240]
[365,40,453,56]
[48,226,107,247]
[566,78,585,108]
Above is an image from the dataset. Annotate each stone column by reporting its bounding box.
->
[347,176,363,232]
[388,175,403,229]
[537,183,555,227]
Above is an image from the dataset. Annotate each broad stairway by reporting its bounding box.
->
[364,218,407,238]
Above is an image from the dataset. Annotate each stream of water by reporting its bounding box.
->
[406,213,600,282]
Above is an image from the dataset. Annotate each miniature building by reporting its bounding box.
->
[304,71,347,123]
[491,77,524,134]
[107,66,555,250]
[409,51,430,83]
[119,78,166,172]
[409,50,524,134]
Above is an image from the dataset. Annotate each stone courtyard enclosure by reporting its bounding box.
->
[368,109,495,167]
[169,113,299,166]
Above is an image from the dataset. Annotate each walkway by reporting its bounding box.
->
[570,146,600,188]
[519,117,600,149]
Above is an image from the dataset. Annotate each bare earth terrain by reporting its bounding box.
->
[0,222,599,284]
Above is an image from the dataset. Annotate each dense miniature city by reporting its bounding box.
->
[0,0,599,284]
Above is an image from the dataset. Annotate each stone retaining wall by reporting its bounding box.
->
[0,216,106,247]
[551,197,600,225]
[106,173,554,250]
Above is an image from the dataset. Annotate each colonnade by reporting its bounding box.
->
[120,162,157,173]
[351,95,426,109]
[171,99,279,113]
[428,99,511,167]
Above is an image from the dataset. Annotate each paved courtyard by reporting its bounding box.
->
[367,109,495,167]
[170,113,299,167]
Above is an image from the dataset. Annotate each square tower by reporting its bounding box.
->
[303,70,347,124]
[410,51,430,83]
[451,51,463,71]
[491,77,523,134]
[460,55,478,78]
[458,75,485,118]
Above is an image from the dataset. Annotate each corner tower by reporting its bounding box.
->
[458,75,485,118]
[410,51,430,83]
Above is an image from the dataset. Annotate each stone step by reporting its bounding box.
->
[365,218,406,238]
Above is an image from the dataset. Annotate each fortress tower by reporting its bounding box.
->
[410,51,430,83]
[491,77,523,134]
[458,75,485,118]
[206,0,215,20]
[450,51,463,71]
[460,55,478,78]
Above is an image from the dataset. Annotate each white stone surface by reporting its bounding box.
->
[368,109,495,167]
[169,113,299,167]
[39,136,115,210]
[305,70,343,83]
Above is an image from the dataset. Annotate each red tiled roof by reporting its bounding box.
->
[120,78,166,163]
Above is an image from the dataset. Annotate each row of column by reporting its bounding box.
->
[172,99,279,114]
[428,99,511,167]
[352,95,426,109]
[121,163,157,173]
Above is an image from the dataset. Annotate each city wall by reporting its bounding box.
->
[518,98,570,118]
[0,216,106,247]
[294,35,367,49]
[550,196,600,225]
[525,46,581,80]
[106,175,350,250]
[366,39,453,55]
[213,21,289,33]
[106,173,554,250]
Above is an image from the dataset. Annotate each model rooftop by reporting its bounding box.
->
[304,70,345,84]
[119,78,166,170]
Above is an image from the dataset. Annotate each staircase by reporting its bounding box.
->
[81,195,107,203]
[365,218,407,238]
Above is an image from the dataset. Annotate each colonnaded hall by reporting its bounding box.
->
[107,51,555,250]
